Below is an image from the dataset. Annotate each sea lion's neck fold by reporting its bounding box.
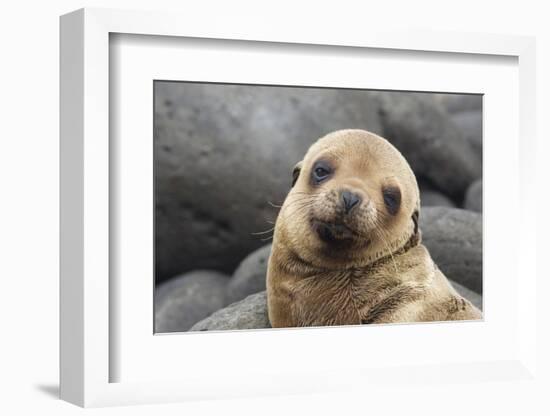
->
[282,229,421,276]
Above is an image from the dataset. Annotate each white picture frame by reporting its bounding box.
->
[60,7,538,408]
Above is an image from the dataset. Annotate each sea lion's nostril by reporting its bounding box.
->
[341,190,361,214]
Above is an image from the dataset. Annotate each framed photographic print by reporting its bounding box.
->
[60,8,538,408]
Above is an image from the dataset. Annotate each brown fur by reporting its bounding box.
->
[266,129,481,327]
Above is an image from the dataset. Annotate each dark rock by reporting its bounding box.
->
[464,179,482,213]
[373,91,482,200]
[421,207,482,294]
[154,82,383,281]
[420,189,456,208]
[450,280,483,310]
[190,291,271,331]
[155,270,229,332]
[438,94,482,114]
[451,110,482,155]
[225,244,272,304]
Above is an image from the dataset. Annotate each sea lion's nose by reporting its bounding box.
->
[341,190,361,214]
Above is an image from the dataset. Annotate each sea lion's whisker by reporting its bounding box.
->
[251,227,275,235]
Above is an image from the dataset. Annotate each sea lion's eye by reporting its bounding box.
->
[315,167,329,178]
[311,161,332,184]
[382,186,401,215]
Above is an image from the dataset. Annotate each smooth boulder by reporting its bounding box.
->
[225,244,272,304]
[155,270,230,333]
[451,110,483,155]
[421,207,482,294]
[464,179,482,213]
[373,91,482,200]
[420,189,456,208]
[190,291,271,331]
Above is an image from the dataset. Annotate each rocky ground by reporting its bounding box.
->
[154,84,483,333]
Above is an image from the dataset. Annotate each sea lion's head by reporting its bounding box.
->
[277,129,420,269]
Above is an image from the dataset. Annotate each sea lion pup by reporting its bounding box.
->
[266,129,482,328]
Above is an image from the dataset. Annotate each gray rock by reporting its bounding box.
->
[464,179,482,213]
[374,91,482,200]
[420,207,482,294]
[190,291,271,331]
[155,270,230,333]
[225,244,272,304]
[154,82,383,281]
[451,110,482,155]
[420,189,456,208]
[437,94,483,114]
[450,280,483,311]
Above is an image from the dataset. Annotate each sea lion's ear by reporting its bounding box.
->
[411,209,421,244]
[291,161,303,187]
[412,209,419,235]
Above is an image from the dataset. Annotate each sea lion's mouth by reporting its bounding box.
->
[312,220,357,243]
